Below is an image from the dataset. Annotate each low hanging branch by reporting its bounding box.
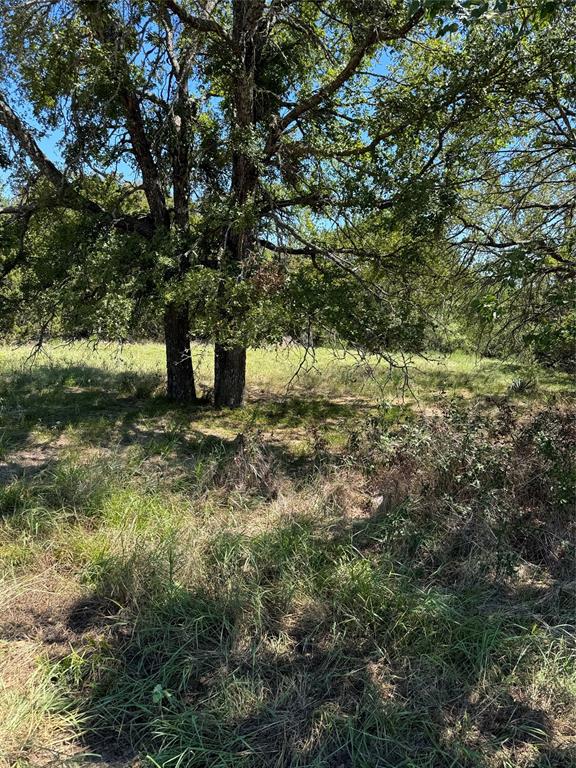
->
[259,219,397,311]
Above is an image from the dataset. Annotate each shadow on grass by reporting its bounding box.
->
[56,512,571,768]
[0,364,381,506]
[0,365,174,455]
[2,362,574,765]
[0,363,374,452]
[0,365,359,529]
[413,360,574,402]
[243,397,367,428]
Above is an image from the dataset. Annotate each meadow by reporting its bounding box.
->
[0,343,574,768]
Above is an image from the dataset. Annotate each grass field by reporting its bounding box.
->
[0,343,575,768]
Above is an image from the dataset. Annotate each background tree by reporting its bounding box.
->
[451,6,576,368]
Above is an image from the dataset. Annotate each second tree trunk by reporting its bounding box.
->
[214,344,246,408]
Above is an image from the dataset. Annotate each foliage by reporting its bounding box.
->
[450,7,576,370]
[1,0,571,400]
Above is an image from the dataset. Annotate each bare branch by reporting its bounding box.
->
[163,0,237,50]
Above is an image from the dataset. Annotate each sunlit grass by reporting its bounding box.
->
[0,341,572,403]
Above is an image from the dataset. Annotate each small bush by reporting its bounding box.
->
[508,376,538,395]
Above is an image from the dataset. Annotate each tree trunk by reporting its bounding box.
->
[214,344,246,408]
[212,0,261,409]
[164,302,197,402]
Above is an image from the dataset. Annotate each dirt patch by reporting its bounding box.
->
[0,573,113,657]
[0,638,39,691]
[0,449,54,484]
[0,575,128,767]
[0,637,80,768]
[66,596,117,634]
[0,434,71,484]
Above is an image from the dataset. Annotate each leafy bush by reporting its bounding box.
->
[351,400,576,581]
[527,309,576,373]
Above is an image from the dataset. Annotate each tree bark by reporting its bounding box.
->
[214,343,246,408]
[164,302,197,402]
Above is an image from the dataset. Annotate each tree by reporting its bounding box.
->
[451,6,576,367]
[1,0,199,399]
[0,1,563,405]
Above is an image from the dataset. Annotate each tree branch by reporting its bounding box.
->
[265,9,424,156]
[0,94,153,237]
[80,0,169,228]
[163,0,237,50]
